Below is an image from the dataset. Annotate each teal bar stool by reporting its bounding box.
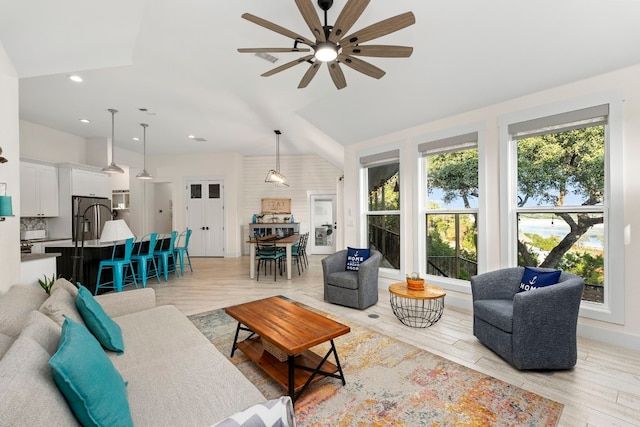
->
[174,228,193,276]
[155,231,179,281]
[94,237,138,295]
[130,232,161,287]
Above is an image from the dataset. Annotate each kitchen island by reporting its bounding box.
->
[44,238,170,294]
[20,253,61,287]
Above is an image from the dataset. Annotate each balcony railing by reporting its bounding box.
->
[427,256,477,280]
[368,221,400,269]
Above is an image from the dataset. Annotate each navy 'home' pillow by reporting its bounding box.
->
[519,267,561,292]
[346,247,371,271]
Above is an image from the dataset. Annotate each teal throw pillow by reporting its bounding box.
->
[76,285,124,353]
[346,247,371,271]
[519,267,561,292]
[49,317,133,427]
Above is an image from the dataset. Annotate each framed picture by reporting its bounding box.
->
[261,198,291,214]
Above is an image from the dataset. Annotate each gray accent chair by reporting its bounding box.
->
[470,267,584,370]
[322,249,382,310]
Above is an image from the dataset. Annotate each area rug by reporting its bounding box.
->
[188,299,563,427]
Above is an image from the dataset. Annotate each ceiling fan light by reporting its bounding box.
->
[315,42,338,62]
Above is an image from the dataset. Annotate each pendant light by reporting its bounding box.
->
[136,123,153,180]
[102,108,125,174]
[265,130,288,186]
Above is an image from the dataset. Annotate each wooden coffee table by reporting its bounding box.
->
[389,282,446,328]
[225,297,350,403]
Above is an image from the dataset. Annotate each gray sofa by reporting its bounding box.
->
[0,279,293,426]
[322,249,382,310]
[470,267,584,370]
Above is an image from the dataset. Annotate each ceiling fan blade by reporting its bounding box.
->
[295,0,326,42]
[298,61,322,88]
[342,45,413,58]
[238,48,311,53]
[328,0,370,43]
[242,13,314,47]
[327,61,347,90]
[261,55,313,77]
[338,54,385,79]
[339,11,415,48]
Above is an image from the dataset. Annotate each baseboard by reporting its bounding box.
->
[577,324,640,352]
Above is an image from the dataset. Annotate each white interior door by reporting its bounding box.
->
[186,180,224,257]
[309,193,336,255]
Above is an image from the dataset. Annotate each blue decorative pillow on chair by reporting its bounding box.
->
[519,267,561,292]
[345,247,371,271]
[75,285,124,353]
[49,317,133,427]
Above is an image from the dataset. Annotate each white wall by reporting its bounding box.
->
[20,120,86,163]
[144,152,342,257]
[147,151,244,257]
[0,42,20,293]
[242,154,342,239]
[343,64,640,349]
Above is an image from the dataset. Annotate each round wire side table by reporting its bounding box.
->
[388,282,446,328]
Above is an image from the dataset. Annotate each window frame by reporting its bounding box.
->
[415,127,487,294]
[359,148,403,276]
[499,92,625,324]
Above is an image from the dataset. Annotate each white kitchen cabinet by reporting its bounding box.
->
[20,161,59,217]
[71,168,110,198]
[47,164,112,239]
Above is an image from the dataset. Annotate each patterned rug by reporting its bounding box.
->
[188,299,563,427]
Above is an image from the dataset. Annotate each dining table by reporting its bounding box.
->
[247,234,301,280]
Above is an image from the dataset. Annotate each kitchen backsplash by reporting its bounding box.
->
[20,217,47,232]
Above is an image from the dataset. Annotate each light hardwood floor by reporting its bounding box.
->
[145,256,640,427]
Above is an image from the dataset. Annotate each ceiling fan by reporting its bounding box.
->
[238,0,415,90]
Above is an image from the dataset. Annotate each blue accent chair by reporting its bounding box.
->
[470,267,584,370]
[155,231,179,281]
[94,237,138,295]
[174,229,193,275]
[130,232,161,288]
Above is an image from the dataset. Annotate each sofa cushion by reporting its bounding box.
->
[212,396,295,427]
[76,286,124,353]
[0,329,80,426]
[0,284,49,339]
[345,247,370,271]
[51,278,79,297]
[518,267,561,292]
[473,299,514,333]
[327,270,359,290]
[20,310,62,356]
[39,285,85,326]
[49,317,133,427]
[110,305,266,426]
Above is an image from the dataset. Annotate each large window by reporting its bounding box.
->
[362,150,400,269]
[509,105,607,304]
[420,133,478,280]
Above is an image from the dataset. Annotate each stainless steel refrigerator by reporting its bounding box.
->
[72,196,113,242]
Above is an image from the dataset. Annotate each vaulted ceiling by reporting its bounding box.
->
[1,0,639,168]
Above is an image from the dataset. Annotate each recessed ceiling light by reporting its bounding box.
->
[188,135,196,139]
[79,118,91,123]
[132,137,140,141]
[68,75,83,83]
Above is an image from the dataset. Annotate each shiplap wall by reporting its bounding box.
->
[241,154,342,254]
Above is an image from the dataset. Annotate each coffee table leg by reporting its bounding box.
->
[288,355,295,400]
[330,340,346,386]
[230,322,256,358]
